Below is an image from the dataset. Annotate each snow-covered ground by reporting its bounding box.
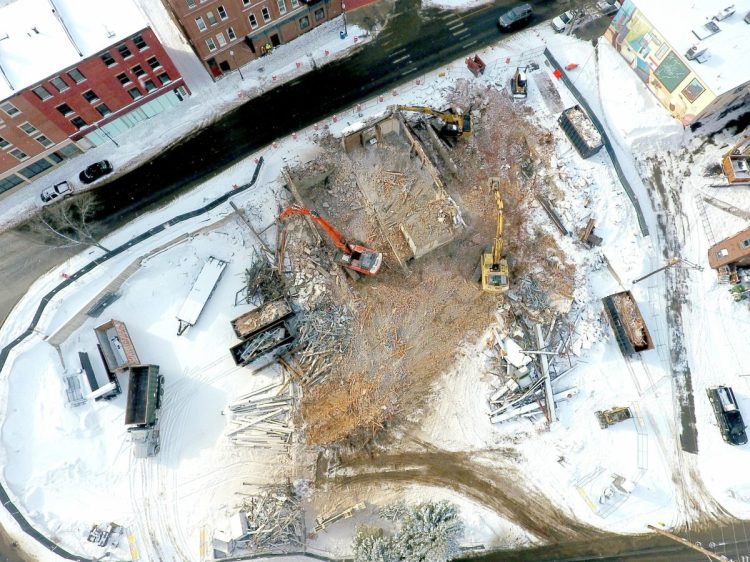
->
[1,8,750,562]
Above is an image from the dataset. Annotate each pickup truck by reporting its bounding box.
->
[707,385,748,446]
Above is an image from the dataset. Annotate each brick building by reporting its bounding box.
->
[163,0,343,79]
[0,0,189,196]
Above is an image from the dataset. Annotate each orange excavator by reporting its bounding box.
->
[278,206,383,276]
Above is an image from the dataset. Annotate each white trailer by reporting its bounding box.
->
[176,256,228,335]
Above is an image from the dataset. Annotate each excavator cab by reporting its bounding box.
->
[336,244,383,276]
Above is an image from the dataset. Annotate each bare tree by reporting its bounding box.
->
[26,192,110,252]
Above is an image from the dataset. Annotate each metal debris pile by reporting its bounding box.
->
[235,326,290,364]
[285,303,353,387]
[240,249,285,305]
[225,381,293,450]
[486,319,578,425]
[237,485,304,552]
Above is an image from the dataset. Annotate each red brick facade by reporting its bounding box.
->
[19,28,188,141]
[163,0,343,78]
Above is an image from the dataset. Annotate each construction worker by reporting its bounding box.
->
[265,42,273,54]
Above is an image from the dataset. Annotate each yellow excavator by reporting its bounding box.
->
[480,178,510,294]
[395,105,473,140]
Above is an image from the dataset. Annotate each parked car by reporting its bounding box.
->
[79,160,113,184]
[497,3,533,31]
[707,386,748,446]
[597,0,621,16]
[40,181,72,203]
[551,10,575,32]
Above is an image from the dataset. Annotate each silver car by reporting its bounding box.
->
[40,181,72,203]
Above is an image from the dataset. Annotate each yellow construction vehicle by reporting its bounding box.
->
[395,105,473,140]
[480,178,510,294]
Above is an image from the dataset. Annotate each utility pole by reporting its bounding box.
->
[647,525,728,562]
[632,257,703,284]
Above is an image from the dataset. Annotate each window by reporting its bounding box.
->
[277,0,286,15]
[128,87,143,100]
[132,65,146,77]
[298,15,309,29]
[187,0,196,7]
[144,80,157,92]
[206,37,217,51]
[717,249,729,258]
[19,158,52,179]
[157,72,171,85]
[118,44,132,58]
[82,90,99,102]
[218,5,228,19]
[50,76,68,92]
[35,135,54,148]
[147,56,161,70]
[227,27,236,40]
[243,0,250,5]
[116,73,131,85]
[0,175,24,194]
[19,122,38,135]
[261,7,271,22]
[101,52,116,67]
[290,0,299,8]
[68,68,85,83]
[133,34,148,50]
[32,86,52,101]
[70,116,87,129]
[248,13,258,28]
[741,237,750,249]
[95,104,111,116]
[9,148,28,160]
[56,103,73,116]
[47,151,63,163]
[207,11,217,25]
[196,16,207,31]
[1,102,19,117]
[314,7,324,21]
[0,136,8,148]
[216,32,227,47]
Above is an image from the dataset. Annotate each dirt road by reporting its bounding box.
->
[332,445,603,544]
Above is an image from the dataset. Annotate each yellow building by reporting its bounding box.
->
[605,0,750,127]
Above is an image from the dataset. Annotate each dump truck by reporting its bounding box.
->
[231,298,293,340]
[125,364,164,457]
[229,302,296,367]
[558,105,603,159]
[707,385,748,445]
[595,406,633,429]
[601,290,653,356]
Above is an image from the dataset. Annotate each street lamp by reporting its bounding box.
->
[341,1,347,39]
[229,50,244,80]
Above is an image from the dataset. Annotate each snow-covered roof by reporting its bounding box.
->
[633,0,750,95]
[0,0,147,101]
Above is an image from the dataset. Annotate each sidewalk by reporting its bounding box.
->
[0,15,372,233]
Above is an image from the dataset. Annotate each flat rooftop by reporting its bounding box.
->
[0,0,147,101]
[632,0,750,96]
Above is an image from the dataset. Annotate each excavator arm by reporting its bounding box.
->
[492,191,504,264]
[278,206,383,276]
[395,105,473,138]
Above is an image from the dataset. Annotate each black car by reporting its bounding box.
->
[79,160,113,184]
[707,386,748,446]
[498,3,533,31]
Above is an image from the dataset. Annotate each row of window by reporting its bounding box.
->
[100,34,149,68]
[31,68,86,101]
[206,28,236,51]
[1,145,81,191]
[0,131,55,161]
[195,5,229,31]
[196,0,301,36]
[30,35,151,102]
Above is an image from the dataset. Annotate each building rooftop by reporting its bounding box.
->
[634,0,750,96]
[0,0,147,101]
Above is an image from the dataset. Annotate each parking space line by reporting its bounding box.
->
[401,67,418,76]
[390,47,407,56]
[448,21,465,30]
[462,39,478,48]
[454,28,471,36]
[392,54,411,64]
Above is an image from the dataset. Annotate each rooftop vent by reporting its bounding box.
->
[685,44,709,62]
[692,21,720,39]
[712,5,735,21]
